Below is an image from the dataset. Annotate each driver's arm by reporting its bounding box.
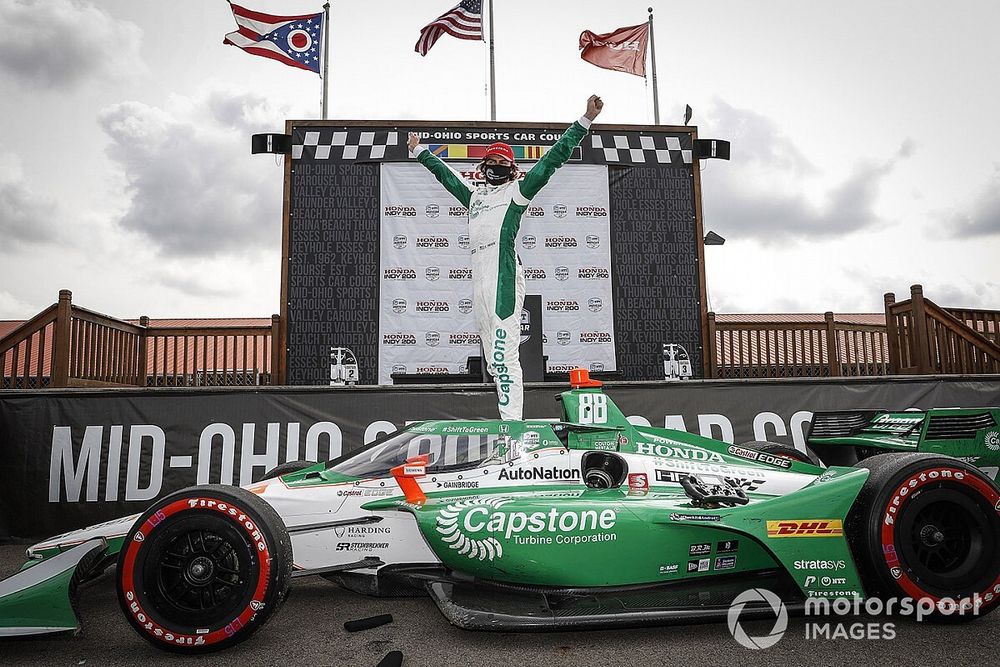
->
[408,133,474,207]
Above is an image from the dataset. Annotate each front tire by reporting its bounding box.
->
[849,453,1000,621]
[116,485,292,653]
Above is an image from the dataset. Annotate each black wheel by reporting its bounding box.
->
[740,440,821,466]
[262,460,314,481]
[116,485,293,653]
[849,453,1000,621]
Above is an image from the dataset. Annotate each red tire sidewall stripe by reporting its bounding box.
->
[120,497,272,648]
[880,466,1000,611]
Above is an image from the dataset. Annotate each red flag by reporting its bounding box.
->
[579,23,649,77]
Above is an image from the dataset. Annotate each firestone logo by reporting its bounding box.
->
[545,236,577,248]
[383,333,417,345]
[384,205,417,217]
[576,205,608,217]
[383,268,416,281]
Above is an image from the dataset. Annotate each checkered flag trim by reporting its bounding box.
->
[293,129,400,161]
[589,133,692,165]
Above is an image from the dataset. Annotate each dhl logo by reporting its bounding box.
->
[766,519,844,538]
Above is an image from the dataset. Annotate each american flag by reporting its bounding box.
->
[415,0,483,57]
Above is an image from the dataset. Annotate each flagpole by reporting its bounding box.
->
[647,7,660,125]
[488,0,496,121]
[321,2,331,119]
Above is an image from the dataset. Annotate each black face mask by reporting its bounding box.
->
[483,163,513,185]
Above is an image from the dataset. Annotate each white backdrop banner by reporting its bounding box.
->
[378,162,616,383]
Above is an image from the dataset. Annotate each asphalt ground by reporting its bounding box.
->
[1,543,998,666]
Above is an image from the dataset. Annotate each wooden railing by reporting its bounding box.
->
[1,290,285,389]
[885,285,1000,375]
[706,312,890,379]
[945,307,1000,346]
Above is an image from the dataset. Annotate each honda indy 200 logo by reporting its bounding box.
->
[435,498,618,561]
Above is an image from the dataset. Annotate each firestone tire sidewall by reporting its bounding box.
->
[116,485,291,654]
[856,454,1000,620]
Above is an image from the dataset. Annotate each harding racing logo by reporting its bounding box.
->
[436,498,617,561]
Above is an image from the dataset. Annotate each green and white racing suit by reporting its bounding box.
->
[411,116,592,419]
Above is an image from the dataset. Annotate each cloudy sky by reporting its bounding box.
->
[1,0,998,321]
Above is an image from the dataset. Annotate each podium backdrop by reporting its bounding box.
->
[282,120,706,385]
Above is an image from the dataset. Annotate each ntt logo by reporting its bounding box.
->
[727,588,788,649]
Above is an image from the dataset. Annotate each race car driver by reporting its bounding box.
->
[407,94,604,420]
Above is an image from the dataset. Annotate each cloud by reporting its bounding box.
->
[0,289,35,319]
[98,87,292,258]
[946,167,1000,237]
[0,0,143,90]
[700,99,912,243]
[0,150,60,252]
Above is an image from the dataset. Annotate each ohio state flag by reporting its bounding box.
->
[579,23,649,77]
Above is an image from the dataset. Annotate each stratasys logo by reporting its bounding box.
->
[384,205,417,217]
[435,497,617,561]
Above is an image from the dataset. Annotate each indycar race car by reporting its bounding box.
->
[807,407,1000,477]
[3,370,1000,653]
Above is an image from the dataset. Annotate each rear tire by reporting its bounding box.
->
[848,453,1000,621]
[116,485,293,653]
